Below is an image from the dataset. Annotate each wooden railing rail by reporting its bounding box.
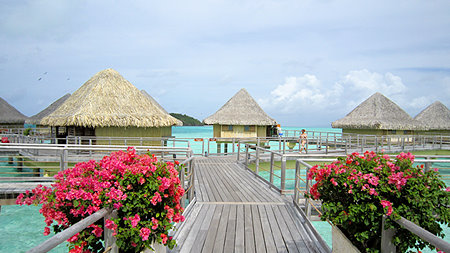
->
[26,208,111,253]
[0,143,193,183]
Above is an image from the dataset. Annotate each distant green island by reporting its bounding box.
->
[170,113,204,126]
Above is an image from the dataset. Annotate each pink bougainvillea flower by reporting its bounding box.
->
[140,227,151,241]
[161,233,168,244]
[129,214,140,228]
[43,226,50,236]
[380,200,393,216]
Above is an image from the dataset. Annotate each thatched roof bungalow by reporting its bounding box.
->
[414,101,450,135]
[332,92,423,135]
[0,97,28,129]
[203,88,277,139]
[41,69,181,145]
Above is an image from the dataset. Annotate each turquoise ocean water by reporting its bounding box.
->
[1,126,448,252]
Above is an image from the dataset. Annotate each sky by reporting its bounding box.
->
[1,0,449,127]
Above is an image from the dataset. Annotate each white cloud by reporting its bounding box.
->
[339,69,406,97]
[260,74,326,113]
[261,69,409,117]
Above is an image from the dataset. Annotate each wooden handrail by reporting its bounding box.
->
[27,208,110,253]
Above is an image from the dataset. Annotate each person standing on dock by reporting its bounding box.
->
[299,129,307,153]
[276,124,283,137]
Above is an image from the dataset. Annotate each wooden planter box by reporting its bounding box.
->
[332,225,361,253]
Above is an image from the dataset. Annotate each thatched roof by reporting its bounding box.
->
[26,93,71,125]
[141,90,169,114]
[203,88,276,125]
[0,97,28,124]
[414,101,450,130]
[331,92,424,130]
[41,69,182,127]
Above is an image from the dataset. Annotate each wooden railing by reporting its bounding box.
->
[25,156,196,253]
[2,130,450,156]
[0,143,192,182]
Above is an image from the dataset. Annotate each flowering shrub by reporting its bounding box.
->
[16,147,185,252]
[307,151,450,253]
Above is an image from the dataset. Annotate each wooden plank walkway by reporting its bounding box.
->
[170,157,329,253]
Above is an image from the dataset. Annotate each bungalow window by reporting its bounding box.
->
[403,130,412,135]
[387,130,397,134]
[244,125,255,132]
[223,125,233,131]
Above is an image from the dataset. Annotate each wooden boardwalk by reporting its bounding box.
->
[170,157,329,253]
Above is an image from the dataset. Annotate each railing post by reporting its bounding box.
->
[305,168,312,220]
[245,145,249,168]
[104,210,118,253]
[269,153,275,185]
[344,136,348,154]
[255,146,260,174]
[60,147,68,171]
[180,164,186,209]
[375,136,378,152]
[280,156,286,194]
[381,215,396,253]
[294,160,300,205]
[425,156,431,172]
[188,159,194,203]
[236,141,240,162]
[326,138,329,154]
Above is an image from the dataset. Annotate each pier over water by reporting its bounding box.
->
[170,156,329,253]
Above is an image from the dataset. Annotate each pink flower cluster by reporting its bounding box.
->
[307,151,421,217]
[16,147,185,252]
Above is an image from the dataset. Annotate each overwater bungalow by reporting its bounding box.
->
[25,93,71,135]
[414,101,450,135]
[331,92,423,135]
[40,68,181,145]
[203,88,277,140]
[0,97,28,130]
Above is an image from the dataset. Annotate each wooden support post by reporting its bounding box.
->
[375,136,378,152]
[104,210,118,253]
[188,159,194,203]
[294,161,300,205]
[232,139,235,154]
[269,153,275,185]
[245,145,249,167]
[280,156,286,194]
[217,143,221,155]
[381,215,396,253]
[255,146,260,174]
[236,141,240,162]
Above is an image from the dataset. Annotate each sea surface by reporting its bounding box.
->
[1,126,448,252]
[172,125,341,155]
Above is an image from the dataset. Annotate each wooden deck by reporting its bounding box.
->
[170,157,329,253]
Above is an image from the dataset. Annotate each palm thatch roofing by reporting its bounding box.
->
[414,101,450,130]
[26,93,71,125]
[41,69,182,127]
[0,97,28,124]
[331,92,424,130]
[203,88,276,125]
[141,90,169,114]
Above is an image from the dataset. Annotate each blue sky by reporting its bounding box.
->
[1,0,449,127]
